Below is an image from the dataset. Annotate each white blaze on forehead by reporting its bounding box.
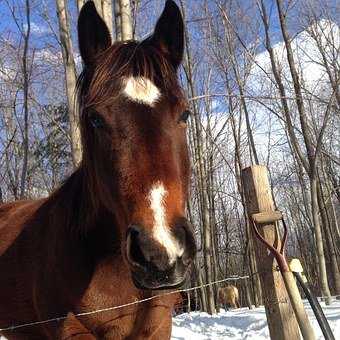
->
[123,76,161,106]
[149,182,183,263]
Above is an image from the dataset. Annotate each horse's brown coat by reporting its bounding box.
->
[0,1,196,339]
[0,175,177,339]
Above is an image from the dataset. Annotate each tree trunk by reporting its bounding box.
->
[194,261,207,311]
[229,103,263,307]
[201,177,216,314]
[306,20,340,108]
[56,0,82,167]
[219,8,259,165]
[317,180,340,296]
[321,160,340,252]
[114,0,122,40]
[180,0,215,314]
[275,0,332,304]
[76,0,85,12]
[19,0,31,199]
[119,0,133,40]
[101,0,113,37]
[244,277,253,309]
[310,176,332,304]
[258,0,309,171]
[2,107,20,199]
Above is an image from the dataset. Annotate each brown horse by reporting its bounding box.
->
[218,285,240,310]
[0,1,196,339]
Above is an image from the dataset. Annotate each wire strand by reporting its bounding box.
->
[188,93,335,104]
[0,275,249,332]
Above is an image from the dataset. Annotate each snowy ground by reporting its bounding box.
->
[172,299,340,340]
[1,299,339,339]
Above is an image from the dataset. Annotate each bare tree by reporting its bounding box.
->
[56,0,81,166]
[180,0,216,315]
[275,0,333,304]
[113,0,122,40]
[119,0,133,40]
[19,0,31,198]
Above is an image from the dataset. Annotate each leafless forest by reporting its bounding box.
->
[0,0,339,315]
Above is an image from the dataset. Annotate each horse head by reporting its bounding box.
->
[77,0,196,290]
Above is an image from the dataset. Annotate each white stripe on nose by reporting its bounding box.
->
[149,182,183,263]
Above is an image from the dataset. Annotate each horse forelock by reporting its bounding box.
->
[76,40,182,110]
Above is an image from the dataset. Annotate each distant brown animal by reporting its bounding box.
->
[218,285,240,310]
[0,1,196,339]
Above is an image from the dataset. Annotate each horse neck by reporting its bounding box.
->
[48,166,100,236]
[37,168,121,280]
[49,166,122,241]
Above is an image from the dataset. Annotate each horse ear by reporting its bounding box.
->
[149,0,184,70]
[78,1,111,67]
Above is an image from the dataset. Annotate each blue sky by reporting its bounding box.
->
[0,0,338,56]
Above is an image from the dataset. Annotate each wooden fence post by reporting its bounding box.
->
[241,165,300,340]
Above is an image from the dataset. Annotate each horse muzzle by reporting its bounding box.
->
[125,221,196,290]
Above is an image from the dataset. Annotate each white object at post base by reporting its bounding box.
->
[289,258,304,273]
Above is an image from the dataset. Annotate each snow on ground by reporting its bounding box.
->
[171,299,340,340]
[1,299,339,339]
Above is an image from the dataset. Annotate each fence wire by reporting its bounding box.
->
[188,93,336,104]
[0,275,249,332]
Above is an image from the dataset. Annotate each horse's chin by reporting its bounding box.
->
[131,273,188,291]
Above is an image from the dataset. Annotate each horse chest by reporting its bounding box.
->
[75,289,173,339]
[71,258,148,338]
[73,261,175,339]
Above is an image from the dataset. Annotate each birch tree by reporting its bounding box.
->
[118,0,133,40]
[56,0,81,166]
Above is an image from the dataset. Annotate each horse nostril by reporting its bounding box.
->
[181,252,191,266]
[175,222,197,264]
[126,226,148,268]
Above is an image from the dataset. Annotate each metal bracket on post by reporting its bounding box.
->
[251,212,316,340]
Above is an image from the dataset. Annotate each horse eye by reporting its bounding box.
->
[178,110,191,124]
[89,112,105,129]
